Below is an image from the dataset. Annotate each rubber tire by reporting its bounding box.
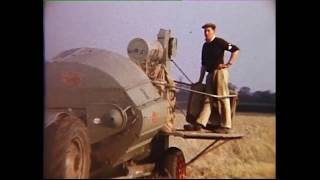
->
[44,115,91,178]
[160,147,186,179]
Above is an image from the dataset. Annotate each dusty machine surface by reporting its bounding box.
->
[44,29,186,179]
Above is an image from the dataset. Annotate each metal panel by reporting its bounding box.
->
[137,99,168,137]
[46,62,129,108]
[50,48,151,90]
[47,48,160,107]
[126,82,160,107]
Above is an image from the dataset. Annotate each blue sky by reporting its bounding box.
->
[44,0,275,92]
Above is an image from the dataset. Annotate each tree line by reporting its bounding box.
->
[228,83,275,105]
[175,82,275,112]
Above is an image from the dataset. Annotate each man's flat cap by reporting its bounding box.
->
[202,23,216,29]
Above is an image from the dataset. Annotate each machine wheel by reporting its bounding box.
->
[160,147,186,179]
[44,115,91,178]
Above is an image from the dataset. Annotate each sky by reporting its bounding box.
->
[44,0,275,92]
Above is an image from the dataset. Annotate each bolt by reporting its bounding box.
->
[93,117,102,124]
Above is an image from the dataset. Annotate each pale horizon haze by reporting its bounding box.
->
[44,0,275,93]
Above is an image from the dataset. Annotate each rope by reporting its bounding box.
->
[170,60,193,84]
[152,80,237,99]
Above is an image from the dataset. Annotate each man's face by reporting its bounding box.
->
[204,27,215,41]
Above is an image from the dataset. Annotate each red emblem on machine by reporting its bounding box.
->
[62,71,81,86]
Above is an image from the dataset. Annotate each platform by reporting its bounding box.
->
[166,129,244,140]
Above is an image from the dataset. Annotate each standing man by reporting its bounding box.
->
[185,23,240,133]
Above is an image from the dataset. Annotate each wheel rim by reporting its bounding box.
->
[176,155,186,179]
[65,137,85,178]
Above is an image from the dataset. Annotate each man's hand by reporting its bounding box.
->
[193,81,202,85]
[217,63,230,69]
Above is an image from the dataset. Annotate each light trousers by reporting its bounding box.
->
[196,69,232,128]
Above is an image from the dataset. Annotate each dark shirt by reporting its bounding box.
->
[201,37,239,73]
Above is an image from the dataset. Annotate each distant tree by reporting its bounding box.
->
[239,86,251,95]
[252,90,274,103]
[252,91,263,99]
[228,82,237,91]
[237,86,276,105]
[238,86,252,102]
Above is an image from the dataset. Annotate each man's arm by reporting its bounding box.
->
[217,38,240,69]
[226,50,240,67]
[197,65,206,83]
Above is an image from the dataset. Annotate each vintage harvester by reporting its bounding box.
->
[44,29,242,179]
